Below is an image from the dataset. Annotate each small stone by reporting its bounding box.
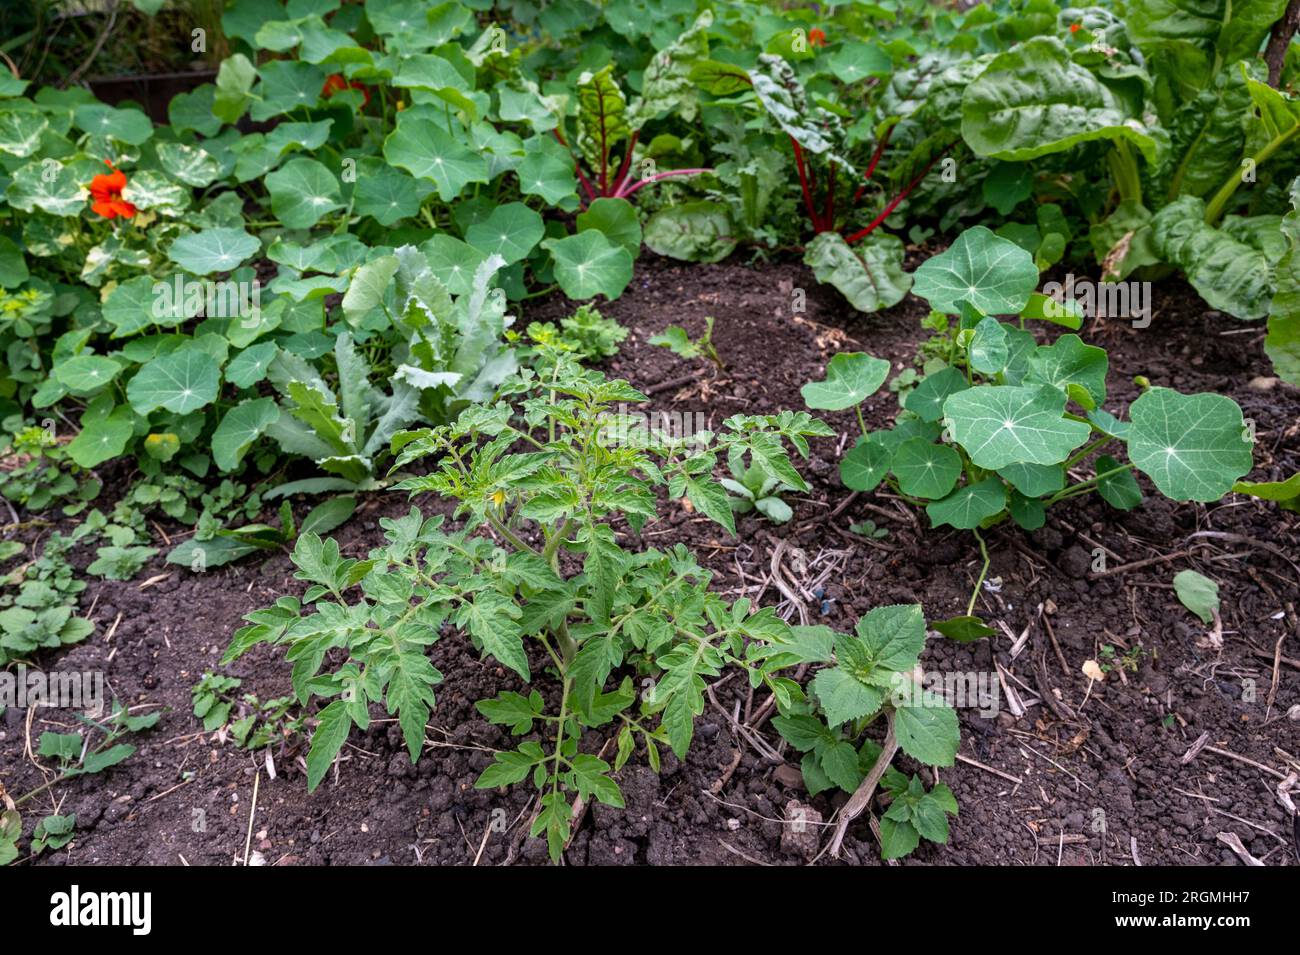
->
[780,800,822,860]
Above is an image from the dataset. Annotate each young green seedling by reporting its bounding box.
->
[225,354,830,861]
[758,603,961,859]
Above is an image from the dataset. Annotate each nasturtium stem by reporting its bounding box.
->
[855,403,868,438]
[1063,434,1112,471]
[1045,461,1134,504]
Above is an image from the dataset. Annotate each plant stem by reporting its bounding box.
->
[1046,461,1134,504]
[610,130,639,195]
[844,144,953,244]
[615,167,712,199]
[487,512,539,556]
[542,518,572,568]
[966,528,989,618]
[1063,434,1112,471]
[1204,128,1299,224]
[852,124,894,206]
[789,137,822,232]
[1107,141,1142,205]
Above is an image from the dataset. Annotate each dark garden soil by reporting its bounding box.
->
[4,254,1298,867]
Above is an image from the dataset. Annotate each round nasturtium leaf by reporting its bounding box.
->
[801,352,891,411]
[168,227,260,275]
[577,197,642,258]
[121,170,190,216]
[1126,387,1253,501]
[53,355,122,396]
[943,383,1091,469]
[997,462,1064,497]
[212,397,280,472]
[465,202,544,265]
[1027,334,1108,407]
[156,142,222,187]
[925,478,1007,530]
[352,156,431,225]
[6,160,86,216]
[905,366,969,423]
[840,437,891,491]
[127,347,221,415]
[73,103,154,146]
[420,234,487,298]
[1095,454,1142,510]
[911,225,1039,315]
[66,404,135,468]
[143,433,181,462]
[517,135,578,206]
[968,316,1009,375]
[0,108,48,157]
[542,231,633,301]
[890,437,961,499]
[384,115,490,201]
[265,158,345,229]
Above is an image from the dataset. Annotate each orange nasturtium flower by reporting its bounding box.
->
[322,73,372,107]
[1069,22,1081,33]
[88,160,136,220]
[809,27,827,47]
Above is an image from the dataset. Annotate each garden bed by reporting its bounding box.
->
[5,255,1297,866]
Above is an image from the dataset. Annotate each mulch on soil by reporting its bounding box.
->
[3,253,1298,866]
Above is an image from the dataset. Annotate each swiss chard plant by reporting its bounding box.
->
[806,227,1257,636]
[552,12,715,204]
[958,5,1300,383]
[223,357,832,861]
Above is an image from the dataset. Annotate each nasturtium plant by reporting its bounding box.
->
[809,228,1255,631]
[225,355,832,861]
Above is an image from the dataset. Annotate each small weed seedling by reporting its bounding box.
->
[1098,643,1145,675]
[192,673,304,749]
[760,604,960,859]
[168,496,355,570]
[722,446,797,524]
[0,700,158,863]
[848,519,889,540]
[519,304,629,365]
[0,533,92,666]
[650,316,724,371]
[0,419,100,515]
